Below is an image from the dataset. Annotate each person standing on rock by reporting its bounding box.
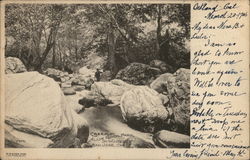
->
[95,68,101,82]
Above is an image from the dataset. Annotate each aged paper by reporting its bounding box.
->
[0,0,249,160]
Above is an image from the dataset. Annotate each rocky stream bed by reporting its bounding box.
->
[5,57,190,148]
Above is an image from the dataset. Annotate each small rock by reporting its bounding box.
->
[78,97,96,108]
[123,136,155,148]
[73,85,85,92]
[81,142,93,148]
[59,72,65,77]
[64,76,70,81]
[61,83,71,88]
[71,78,80,86]
[62,87,76,95]
[60,77,66,82]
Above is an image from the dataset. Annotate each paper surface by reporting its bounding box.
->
[0,0,249,159]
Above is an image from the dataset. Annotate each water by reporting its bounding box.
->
[80,106,154,148]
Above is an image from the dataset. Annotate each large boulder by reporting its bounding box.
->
[116,63,161,85]
[120,86,169,133]
[150,68,190,135]
[90,79,134,105]
[149,59,174,73]
[5,57,27,74]
[5,72,89,148]
[153,130,190,148]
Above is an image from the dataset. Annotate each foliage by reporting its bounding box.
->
[5,4,190,73]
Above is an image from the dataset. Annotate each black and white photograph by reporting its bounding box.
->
[4,3,190,148]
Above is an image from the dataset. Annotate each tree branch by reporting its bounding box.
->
[97,4,131,43]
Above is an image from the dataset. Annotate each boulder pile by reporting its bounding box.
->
[150,68,190,135]
[44,67,95,95]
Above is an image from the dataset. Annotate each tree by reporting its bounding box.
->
[5,4,65,71]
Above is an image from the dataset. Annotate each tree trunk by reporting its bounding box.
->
[58,45,62,70]
[108,22,117,77]
[33,5,63,72]
[52,42,56,68]
[75,30,78,62]
[156,4,162,59]
[34,42,54,72]
[5,37,8,53]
